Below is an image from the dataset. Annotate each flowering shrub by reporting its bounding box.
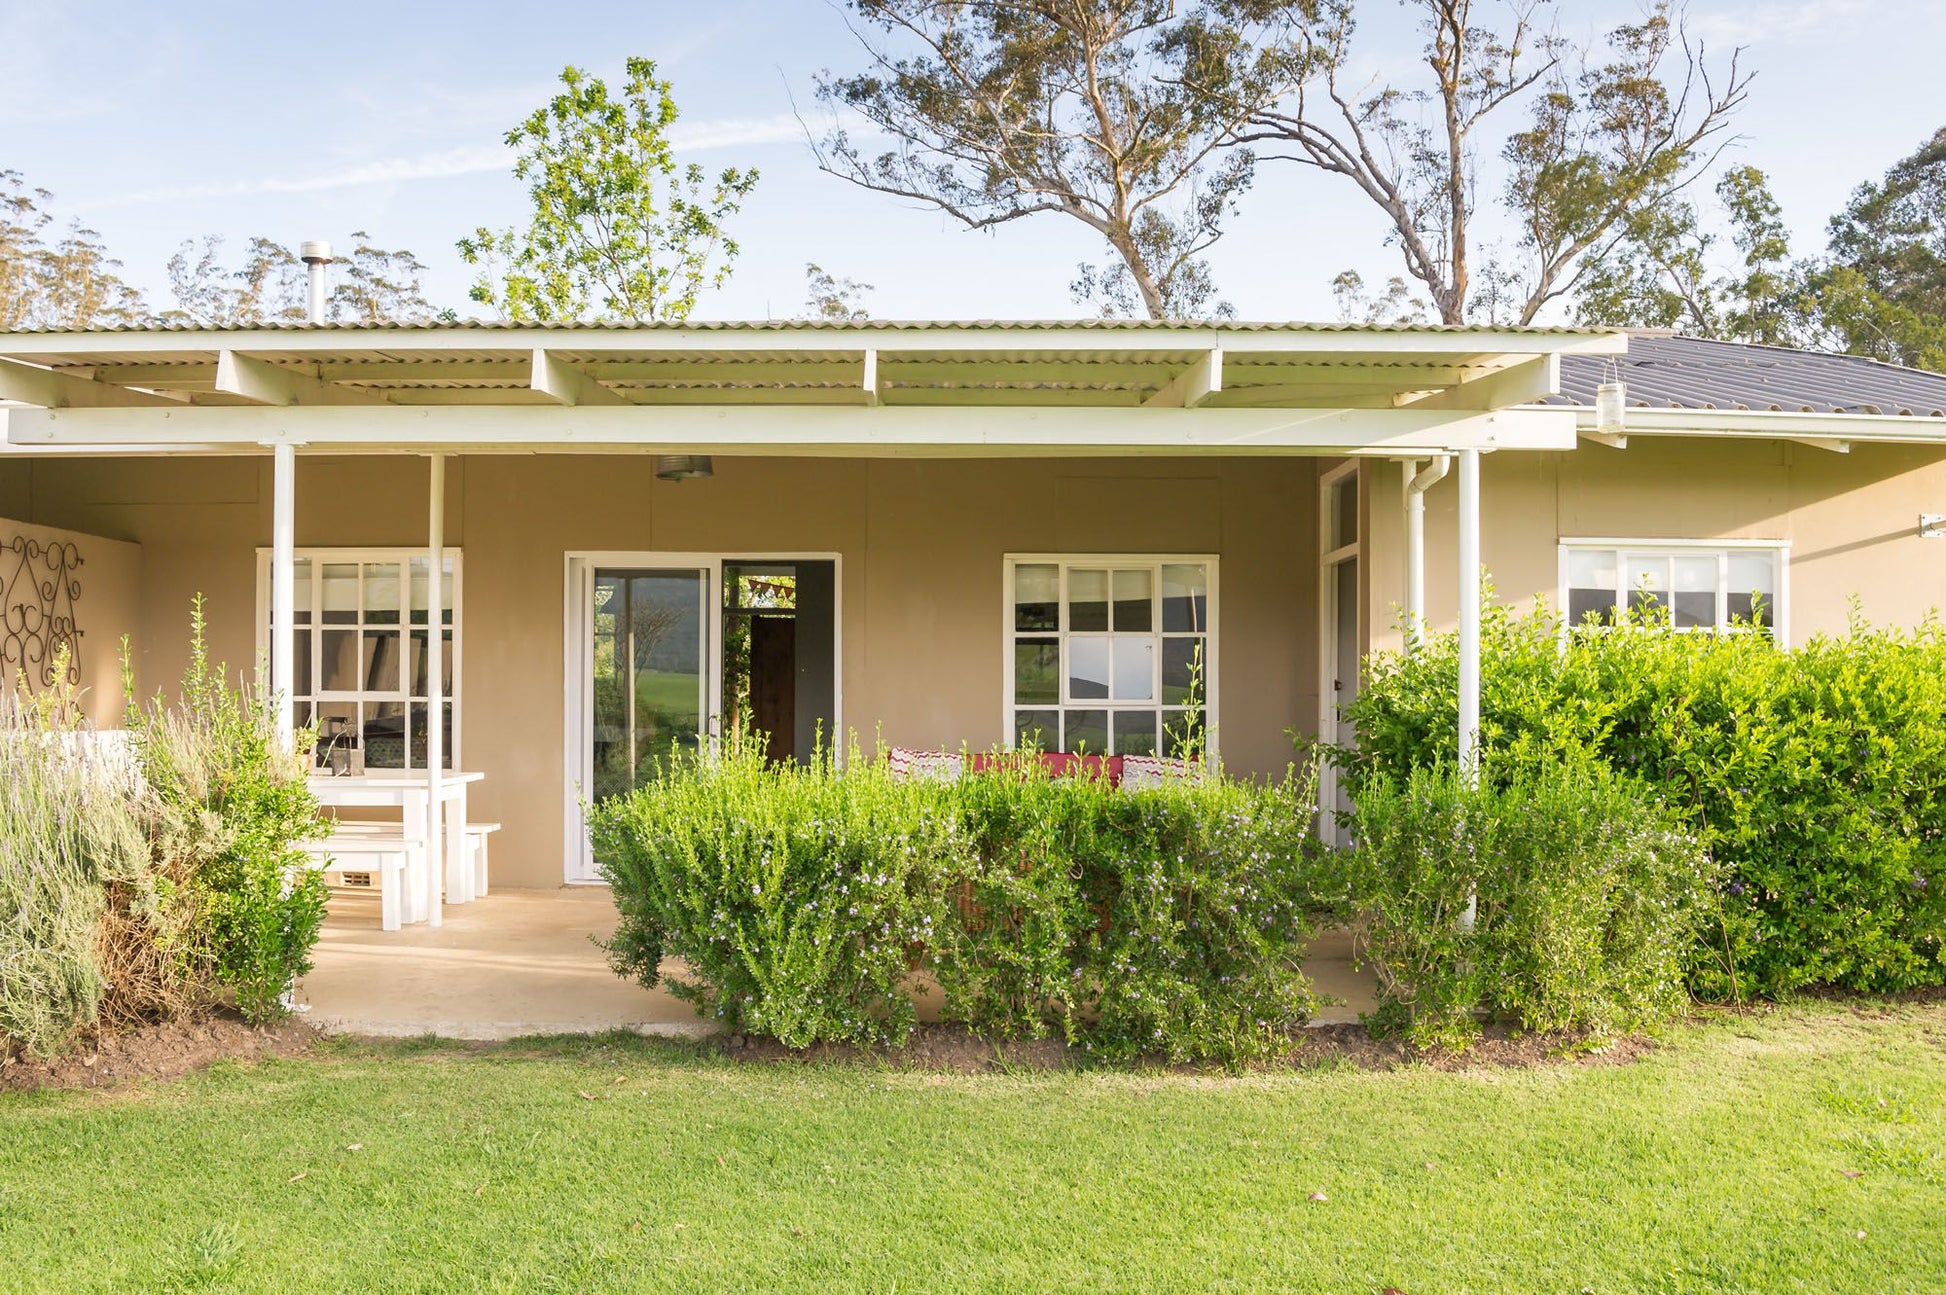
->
[941,762,1323,1064]
[1337,594,1946,997]
[589,740,956,1048]
[1343,763,1716,1049]
[589,742,1326,1063]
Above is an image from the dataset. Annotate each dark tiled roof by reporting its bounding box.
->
[1553,333,1946,418]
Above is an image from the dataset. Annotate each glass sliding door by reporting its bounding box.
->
[589,569,709,802]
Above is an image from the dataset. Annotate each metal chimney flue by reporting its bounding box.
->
[300,240,333,324]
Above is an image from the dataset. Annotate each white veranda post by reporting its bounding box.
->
[269,442,297,747]
[425,453,447,928]
[1456,447,1482,781]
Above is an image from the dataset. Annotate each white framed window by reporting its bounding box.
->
[255,549,462,769]
[1558,539,1787,644]
[1003,555,1216,757]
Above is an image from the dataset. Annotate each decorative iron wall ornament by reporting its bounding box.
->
[1,534,84,689]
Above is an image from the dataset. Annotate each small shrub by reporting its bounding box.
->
[589,737,955,1049]
[932,765,1096,1042]
[126,601,328,1025]
[1078,769,1322,1065]
[939,762,1323,1064]
[1343,762,1715,1049]
[1334,765,1485,1050]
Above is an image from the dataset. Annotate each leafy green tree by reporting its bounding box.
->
[1234,0,1750,324]
[459,57,758,323]
[1802,127,1946,370]
[1573,165,1794,345]
[0,170,147,329]
[812,0,1302,318]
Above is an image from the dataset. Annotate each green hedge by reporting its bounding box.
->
[586,744,1324,1064]
[1336,597,1946,997]
[1342,763,1716,1049]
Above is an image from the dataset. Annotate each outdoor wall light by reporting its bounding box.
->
[654,455,715,481]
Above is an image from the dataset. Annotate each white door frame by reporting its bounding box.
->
[1316,462,1362,836]
[561,551,844,885]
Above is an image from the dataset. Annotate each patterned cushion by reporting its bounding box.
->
[1118,754,1201,789]
[886,746,964,782]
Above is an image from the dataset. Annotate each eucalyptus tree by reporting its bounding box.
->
[1572,165,1793,345]
[0,170,146,329]
[812,0,1307,318]
[165,233,436,325]
[459,57,759,323]
[1232,0,1751,324]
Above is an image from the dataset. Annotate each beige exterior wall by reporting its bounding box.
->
[0,453,1320,887]
[0,509,141,725]
[1367,437,1946,659]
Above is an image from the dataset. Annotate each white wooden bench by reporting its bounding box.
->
[463,822,500,900]
[302,829,425,932]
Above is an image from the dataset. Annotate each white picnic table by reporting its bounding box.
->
[309,771,484,924]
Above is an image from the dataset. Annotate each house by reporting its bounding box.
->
[3,320,1945,905]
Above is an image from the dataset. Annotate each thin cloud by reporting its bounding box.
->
[83,114,805,210]
[1691,0,1879,43]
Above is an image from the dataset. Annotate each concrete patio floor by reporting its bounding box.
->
[299,887,1378,1041]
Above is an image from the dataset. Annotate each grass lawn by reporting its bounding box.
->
[2,1001,1943,1293]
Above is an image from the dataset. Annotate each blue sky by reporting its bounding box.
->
[3,0,1941,322]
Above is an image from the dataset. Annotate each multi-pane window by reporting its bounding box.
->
[1006,558,1213,757]
[259,552,460,769]
[1562,543,1783,639]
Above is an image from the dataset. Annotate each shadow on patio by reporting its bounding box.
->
[299,888,1377,1041]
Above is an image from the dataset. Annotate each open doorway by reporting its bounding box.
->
[719,561,837,764]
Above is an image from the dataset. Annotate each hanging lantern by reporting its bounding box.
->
[1595,381,1627,436]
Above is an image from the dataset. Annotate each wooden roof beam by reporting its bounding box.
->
[530,349,627,406]
[0,356,178,408]
[1143,348,1222,409]
[1399,353,1559,412]
[214,350,387,406]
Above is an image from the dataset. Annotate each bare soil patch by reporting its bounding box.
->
[1,1012,316,1093]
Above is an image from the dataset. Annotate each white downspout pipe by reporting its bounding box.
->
[1457,447,1482,783]
[1456,447,1483,931]
[1403,454,1451,651]
[425,452,447,928]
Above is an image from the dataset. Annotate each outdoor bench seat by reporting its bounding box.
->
[464,822,500,899]
[300,832,424,933]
